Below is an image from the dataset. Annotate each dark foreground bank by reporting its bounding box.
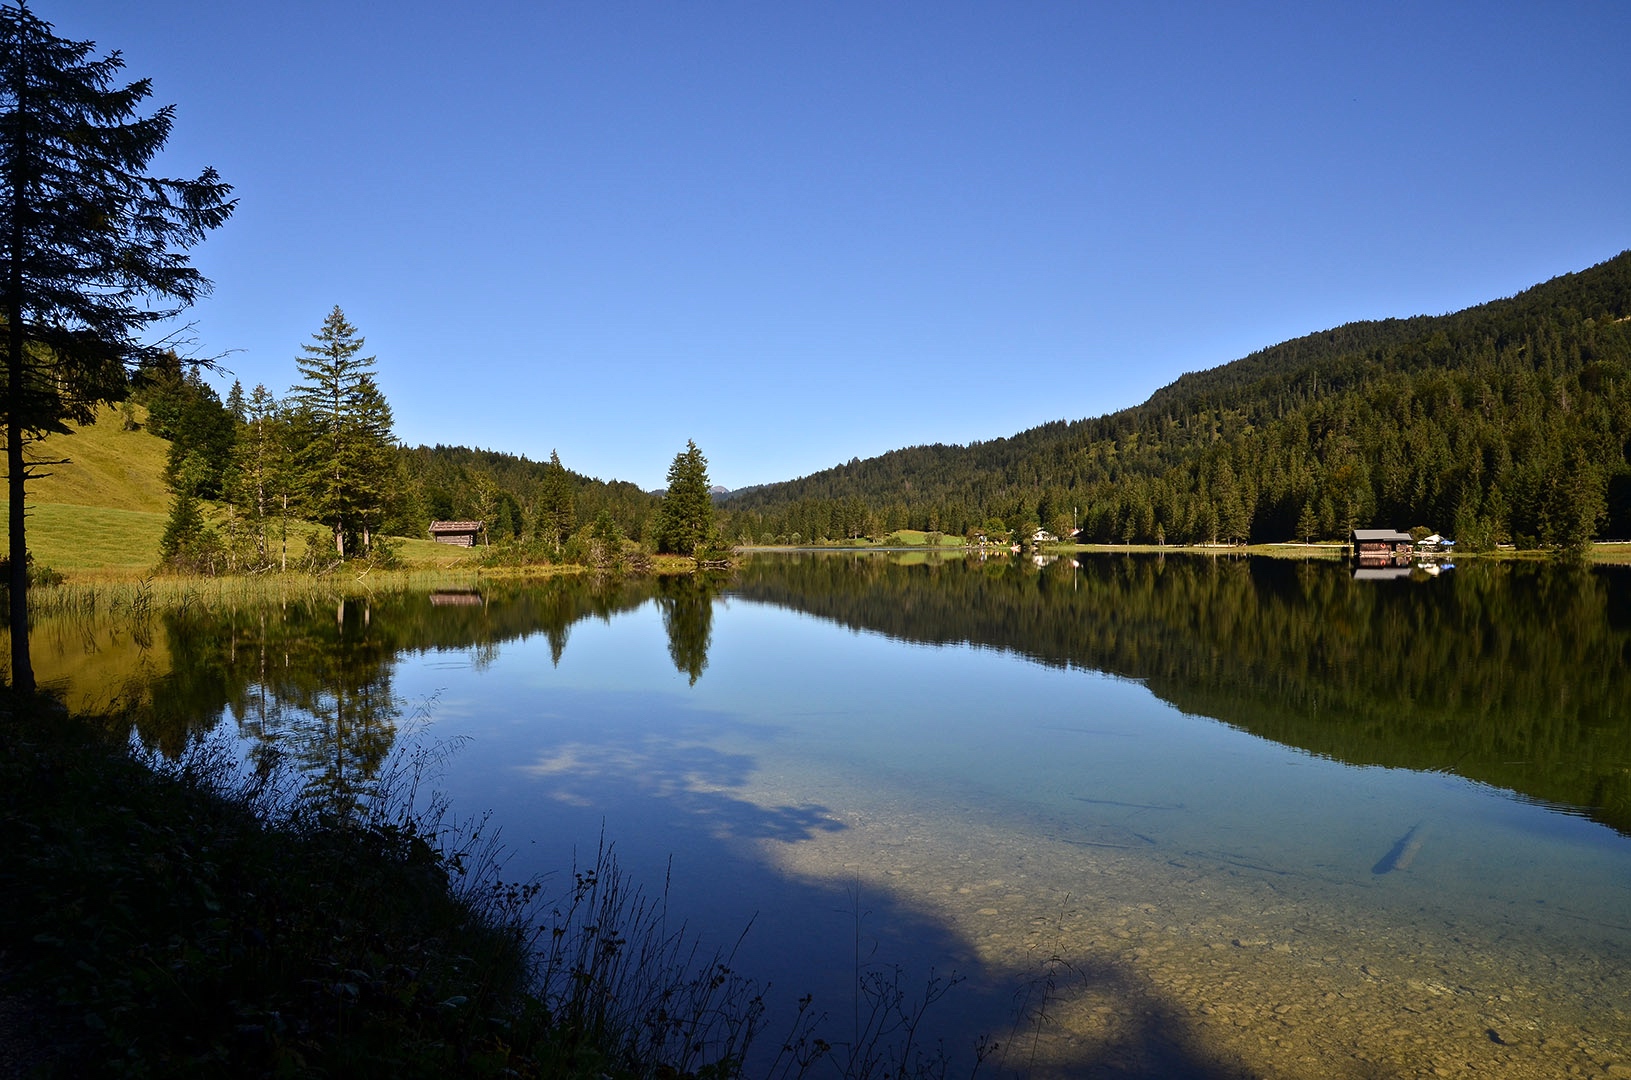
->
[0,696,785,1079]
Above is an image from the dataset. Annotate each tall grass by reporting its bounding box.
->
[20,568,488,622]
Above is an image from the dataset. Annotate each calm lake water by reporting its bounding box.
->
[25,553,1631,1078]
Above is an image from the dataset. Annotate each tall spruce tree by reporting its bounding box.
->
[289,307,395,557]
[1,3,234,691]
[657,439,715,556]
[535,449,575,552]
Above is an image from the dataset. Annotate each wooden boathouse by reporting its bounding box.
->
[428,520,486,547]
[1350,528,1414,558]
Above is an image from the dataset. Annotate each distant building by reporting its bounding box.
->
[1032,528,1058,545]
[429,520,486,547]
[1349,528,1413,557]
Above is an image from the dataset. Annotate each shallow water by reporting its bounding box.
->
[21,554,1631,1077]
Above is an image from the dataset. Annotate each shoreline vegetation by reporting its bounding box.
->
[736,538,1631,564]
[0,694,805,1079]
[7,548,1626,1076]
[7,530,1629,595]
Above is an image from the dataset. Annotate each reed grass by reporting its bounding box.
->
[22,568,492,620]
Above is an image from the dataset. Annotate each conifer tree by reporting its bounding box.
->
[227,383,288,568]
[657,440,715,556]
[346,373,397,553]
[1296,500,1318,544]
[288,307,395,557]
[1,3,233,689]
[535,449,575,552]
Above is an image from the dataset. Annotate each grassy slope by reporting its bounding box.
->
[4,405,170,571]
[24,404,171,512]
[6,404,477,575]
[14,503,167,572]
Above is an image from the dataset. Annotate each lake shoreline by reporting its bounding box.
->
[0,693,783,1079]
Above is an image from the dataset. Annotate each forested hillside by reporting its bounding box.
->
[719,251,1631,550]
[399,444,656,543]
[134,309,662,569]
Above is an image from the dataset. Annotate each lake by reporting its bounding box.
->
[22,553,1631,1078]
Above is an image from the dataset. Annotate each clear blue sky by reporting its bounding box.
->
[39,2,1631,491]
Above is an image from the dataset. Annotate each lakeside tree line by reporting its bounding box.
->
[146,328,725,573]
[721,252,1631,552]
[148,307,414,571]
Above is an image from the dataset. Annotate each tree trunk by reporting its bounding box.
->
[6,304,34,693]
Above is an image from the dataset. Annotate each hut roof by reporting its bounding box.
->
[429,520,485,533]
[1350,528,1413,543]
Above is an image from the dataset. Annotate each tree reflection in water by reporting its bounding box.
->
[728,552,1631,836]
[34,553,1631,835]
[658,572,723,686]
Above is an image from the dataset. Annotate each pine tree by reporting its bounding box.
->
[535,449,575,552]
[1,3,233,689]
[288,307,395,557]
[1296,500,1318,543]
[657,440,715,556]
[345,373,397,553]
[158,487,203,563]
[225,378,246,422]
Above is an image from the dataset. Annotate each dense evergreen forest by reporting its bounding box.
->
[720,251,1631,550]
[142,252,1631,560]
[397,443,657,545]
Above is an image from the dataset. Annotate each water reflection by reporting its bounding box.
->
[23,554,1631,837]
[14,555,1631,1076]
[728,552,1631,835]
[657,572,723,685]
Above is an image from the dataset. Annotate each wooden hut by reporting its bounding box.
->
[429,520,486,547]
[1350,528,1414,559]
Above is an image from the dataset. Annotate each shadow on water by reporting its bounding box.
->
[12,567,1472,1076]
[487,689,1261,1079]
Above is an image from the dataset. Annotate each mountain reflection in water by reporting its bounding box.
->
[28,552,1627,839]
[13,553,1631,1077]
[728,552,1631,836]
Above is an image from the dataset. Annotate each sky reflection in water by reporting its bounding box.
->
[30,554,1631,1077]
[366,559,1631,1077]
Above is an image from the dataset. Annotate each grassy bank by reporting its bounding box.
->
[1051,540,1631,563]
[2,499,485,581]
[0,698,528,1077]
[0,698,784,1079]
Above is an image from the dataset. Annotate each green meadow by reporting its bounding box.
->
[8,405,479,578]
